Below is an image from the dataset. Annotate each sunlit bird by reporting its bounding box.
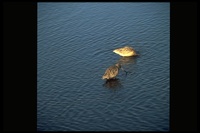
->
[113,46,138,57]
[102,63,121,80]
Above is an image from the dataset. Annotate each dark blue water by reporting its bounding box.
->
[37,3,169,131]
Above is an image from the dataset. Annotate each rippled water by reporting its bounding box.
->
[37,3,169,131]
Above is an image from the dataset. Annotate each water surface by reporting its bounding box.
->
[38,2,170,131]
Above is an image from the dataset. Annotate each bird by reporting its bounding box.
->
[113,46,138,57]
[102,63,121,80]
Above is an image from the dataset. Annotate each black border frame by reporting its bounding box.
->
[3,1,198,132]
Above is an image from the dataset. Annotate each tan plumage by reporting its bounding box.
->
[113,46,137,57]
[102,63,121,80]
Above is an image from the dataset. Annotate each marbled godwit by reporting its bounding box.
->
[102,63,121,80]
[113,46,138,57]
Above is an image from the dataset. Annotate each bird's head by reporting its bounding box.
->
[115,63,121,68]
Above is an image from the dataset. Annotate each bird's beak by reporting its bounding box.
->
[121,67,126,72]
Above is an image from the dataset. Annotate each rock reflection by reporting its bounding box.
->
[103,78,123,90]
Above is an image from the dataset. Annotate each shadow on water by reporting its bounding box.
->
[103,78,123,90]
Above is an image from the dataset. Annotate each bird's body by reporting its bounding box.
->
[113,46,137,57]
[102,63,121,80]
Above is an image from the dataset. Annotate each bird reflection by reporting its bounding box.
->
[116,56,138,66]
[103,78,123,90]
